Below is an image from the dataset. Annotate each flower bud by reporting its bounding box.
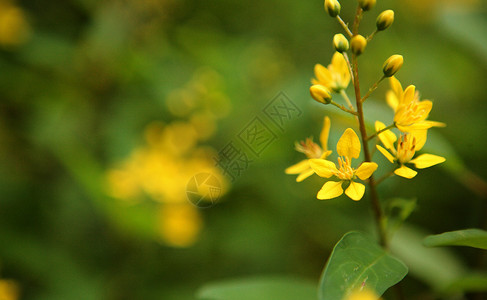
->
[359,0,376,11]
[310,85,332,104]
[324,0,341,17]
[376,10,394,31]
[333,34,349,53]
[382,54,403,77]
[350,35,367,55]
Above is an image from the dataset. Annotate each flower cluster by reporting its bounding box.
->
[286,0,445,202]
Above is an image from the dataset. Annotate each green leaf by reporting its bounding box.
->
[423,229,487,250]
[196,276,317,300]
[390,225,466,291]
[318,231,408,300]
[445,273,487,293]
[385,198,417,236]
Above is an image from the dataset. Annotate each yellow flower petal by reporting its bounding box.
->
[320,116,331,151]
[320,150,333,159]
[355,162,378,180]
[415,100,433,122]
[285,160,309,174]
[345,181,365,201]
[296,169,315,182]
[427,121,446,128]
[394,165,417,179]
[410,154,446,169]
[309,159,338,178]
[410,129,427,151]
[345,289,379,300]
[390,76,403,99]
[331,52,346,68]
[376,145,396,164]
[331,52,350,88]
[337,128,361,159]
[314,63,332,86]
[402,85,416,106]
[397,121,435,132]
[375,120,397,151]
[317,181,344,200]
[386,90,399,112]
[0,279,19,300]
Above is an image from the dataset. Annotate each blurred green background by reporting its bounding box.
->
[1,0,487,299]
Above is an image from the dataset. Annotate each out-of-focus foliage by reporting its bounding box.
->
[0,0,486,299]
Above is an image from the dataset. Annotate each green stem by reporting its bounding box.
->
[342,52,355,86]
[336,16,353,38]
[352,54,387,248]
[352,6,363,35]
[340,89,354,110]
[361,76,385,103]
[367,30,378,42]
[367,123,396,141]
[330,100,357,115]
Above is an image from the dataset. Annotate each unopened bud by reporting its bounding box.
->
[324,0,341,17]
[382,55,403,77]
[376,10,394,31]
[333,34,349,53]
[359,0,376,11]
[350,35,367,55]
[310,85,332,104]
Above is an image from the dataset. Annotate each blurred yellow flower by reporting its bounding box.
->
[0,279,19,300]
[386,77,445,133]
[157,204,203,248]
[285,116,332,182]
[107,120,228,247]
[0,0,30,47]
[312,52,350,92]
[375,121,445,179]
[344,289,380,300]
[310,128,377,201]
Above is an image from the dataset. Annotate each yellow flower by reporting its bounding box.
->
[0,1,30,47]
[285,116,332,182]
[310,128,378,201]
[386,77,445,132]
[0,279,19,300]
[157,204,202,247]
[312,52,350,92]
[344,289,380,300]
[375,121,445,179]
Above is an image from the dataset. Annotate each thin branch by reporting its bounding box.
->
[361,76,385,103]
[336,16,353,38]
[340,89,354,111]
[352,6,363,35]
[351,53,387,248]
[342,52,355,86]
[367,29,378,42]
[367,123,396,141]
[330,100,357,115]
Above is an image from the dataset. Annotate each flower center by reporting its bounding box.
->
[396,93,426,126]
[396,134,416,164]
[336,156,354,180]
[295,138,323,159]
